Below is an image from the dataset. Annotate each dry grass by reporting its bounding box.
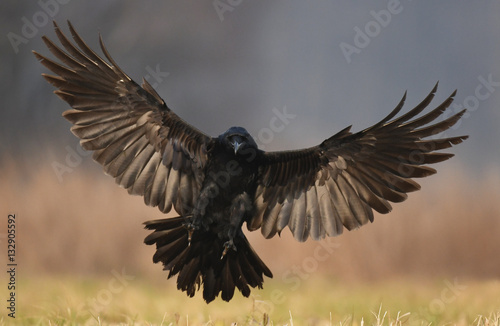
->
[1,157,499,279]
[0,275,499,325]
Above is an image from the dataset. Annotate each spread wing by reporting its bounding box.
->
[34,21,212,215]
[248,84,468,241]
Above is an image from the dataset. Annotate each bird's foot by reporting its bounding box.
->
[221,239,237,259]
[183,221,199,246]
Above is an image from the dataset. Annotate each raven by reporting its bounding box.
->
[34,21,468,303]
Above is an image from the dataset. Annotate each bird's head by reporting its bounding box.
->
[219,126,258,155]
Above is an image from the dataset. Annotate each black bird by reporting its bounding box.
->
[34,21,468,303]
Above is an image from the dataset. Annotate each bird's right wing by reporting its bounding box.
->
[248,84,468,241]
[34,21,212,215]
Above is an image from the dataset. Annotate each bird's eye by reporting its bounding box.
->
[229,135,245,142]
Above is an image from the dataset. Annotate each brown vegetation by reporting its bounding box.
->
[1,157,499,281]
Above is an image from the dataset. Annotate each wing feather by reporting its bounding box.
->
[305,185,323,240]
[288,191,308,241]
[317,182,342,237]
[35,21,212,214]
[260,197,282,239]
[250,85,467,240]
[276,198,293,235]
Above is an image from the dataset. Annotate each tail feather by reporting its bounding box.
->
[144,216,273,303]
[238,248,266,287]
[177,258,201,296]
[221,262,235,301]
[230,257,251,297]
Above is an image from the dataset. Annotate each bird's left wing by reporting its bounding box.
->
[34,21,212,215]
[248,84,468,241]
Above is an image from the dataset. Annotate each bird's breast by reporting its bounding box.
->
[205,154,256,195]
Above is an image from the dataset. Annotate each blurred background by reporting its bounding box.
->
[1,1,499,289]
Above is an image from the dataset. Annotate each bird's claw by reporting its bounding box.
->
[221,239,237,259]
[184,222,199,246]
[187,229,194,246]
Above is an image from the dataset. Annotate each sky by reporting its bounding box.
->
[1,1,499,176]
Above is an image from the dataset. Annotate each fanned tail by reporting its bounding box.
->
[144,217,273,303]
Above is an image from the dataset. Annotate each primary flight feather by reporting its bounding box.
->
[34,21,468,303]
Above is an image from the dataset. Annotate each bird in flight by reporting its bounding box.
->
[34,21,467,303]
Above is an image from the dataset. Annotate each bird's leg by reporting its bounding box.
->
[222,192,251,259]
[184,221,197,245]
[184,212,202,245]
[184,182,216,245]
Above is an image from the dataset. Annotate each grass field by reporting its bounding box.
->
[1,276,499,325]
